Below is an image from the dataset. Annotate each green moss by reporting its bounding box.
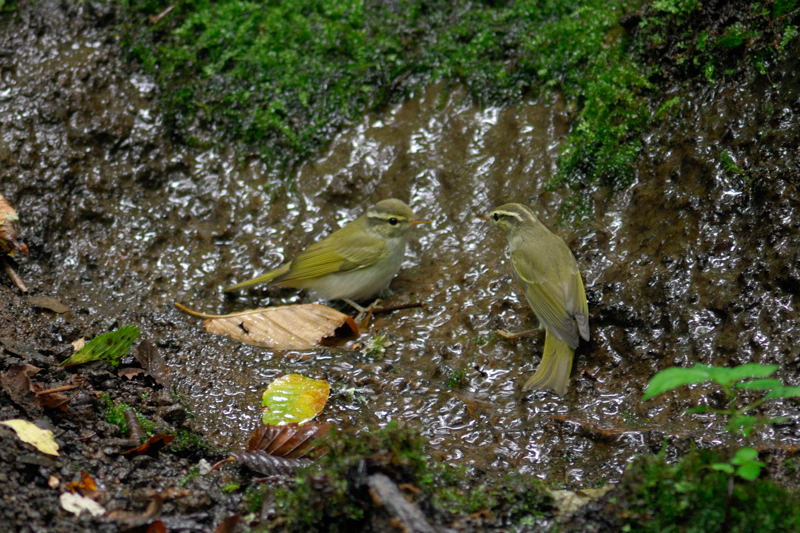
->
[361,334,390,358]
[222,481,240,493]
[634,0,799,84]
[266,421,553,531]
[445,367,467,390]
[99,393,156,439]
[178,466,201,487]
[244,484,265,514]
[433,471,552,523]
[168,428,211,456]
[610,449,800,532]
[118,1,646,206]
[117,0,797,218]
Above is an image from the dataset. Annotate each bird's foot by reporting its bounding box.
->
[496,328,538,340]
[344,298,382,326]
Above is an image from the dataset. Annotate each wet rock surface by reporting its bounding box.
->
[1,0,799,531]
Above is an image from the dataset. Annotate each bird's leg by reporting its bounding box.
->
[343,298,383,325]
[496,328,539,340]
[343,298,368,314]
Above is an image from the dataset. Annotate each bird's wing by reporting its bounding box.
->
[511,247,580,349]
[573,271,590,341]
[274,227,387,283]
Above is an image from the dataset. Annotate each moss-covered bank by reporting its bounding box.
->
[119,0,798,215]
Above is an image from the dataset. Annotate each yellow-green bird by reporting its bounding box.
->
[225,198,429,306]
[485,203,589,395]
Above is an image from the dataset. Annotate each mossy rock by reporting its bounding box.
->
[564,449,800,532]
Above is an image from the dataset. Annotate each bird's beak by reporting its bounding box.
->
[475,215,489,221]
[410,219,431,225]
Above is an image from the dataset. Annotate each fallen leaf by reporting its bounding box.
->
[175,302,358,350]
[35,389,71,410]
[61,325,140,367]
[231,422,330,476]
[28,295,71,313]
[549,486,614,514]
[246,422,330,458]
[261,374,330,425]
[107,495,163,527]
[119,368,145,380]
[0,195,29,256]
[231,451,314,476]
[214,515,242,533]
[133,340,170,387]
[121,434,175,457]
[1,364,43,416]
[1,419,59,456]
[60,492,105,517]
[65,471,98,495]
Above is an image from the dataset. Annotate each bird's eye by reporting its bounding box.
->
[492,213,500,221]
[388,217,398,225]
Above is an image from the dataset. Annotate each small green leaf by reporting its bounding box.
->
[736,378,782,390]
[686,405,713,414]
[736,463,763,481]
[766,416,789,424]
[726,415,759,437]
[731,447,758,464]
[711,463,734,474]
[261,374,330,425]
[705,364,778,387]
[643,365,712,400]
[61,325,140,367]
[766,385,800,400]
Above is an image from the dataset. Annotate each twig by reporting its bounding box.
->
[149,5,175,25]
[124,408,145,445]
[2,257,27,292]
[35,384,79,395]
[371,302,423,315]
[367,473,436,533]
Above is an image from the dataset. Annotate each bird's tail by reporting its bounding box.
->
[223,263,290,293]
[522,330,574,395]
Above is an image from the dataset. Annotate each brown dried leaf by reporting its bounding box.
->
[1,364,43,416]
[119,368,146,380]
[175,303,359,350]
[246,422,330,459]
[28,295,71,313]
[121,434,175,457]
[36,390,71,410]
[0,195,29,256]
[230,451,314,476]
[133,340,170,387]
[107,495,163,528]
[213,514,242,533]
[65,471,98,495]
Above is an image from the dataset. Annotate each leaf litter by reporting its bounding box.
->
[61,325,140,367]
[230,422,330,476]
[174,302,359,350]
[261,374,330,425]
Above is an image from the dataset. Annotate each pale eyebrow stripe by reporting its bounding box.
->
[367,211,407,221]
[492,209,523,221]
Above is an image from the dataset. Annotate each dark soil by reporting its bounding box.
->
[0,2,248,531]
[2,0,800,531]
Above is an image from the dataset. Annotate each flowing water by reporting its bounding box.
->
[2,1,798,487]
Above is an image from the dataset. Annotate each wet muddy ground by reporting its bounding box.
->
[1,1,799,531]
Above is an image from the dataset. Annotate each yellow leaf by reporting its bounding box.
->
[1,419,60,456]
[175,303,358,350]
[261,374,330,425]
